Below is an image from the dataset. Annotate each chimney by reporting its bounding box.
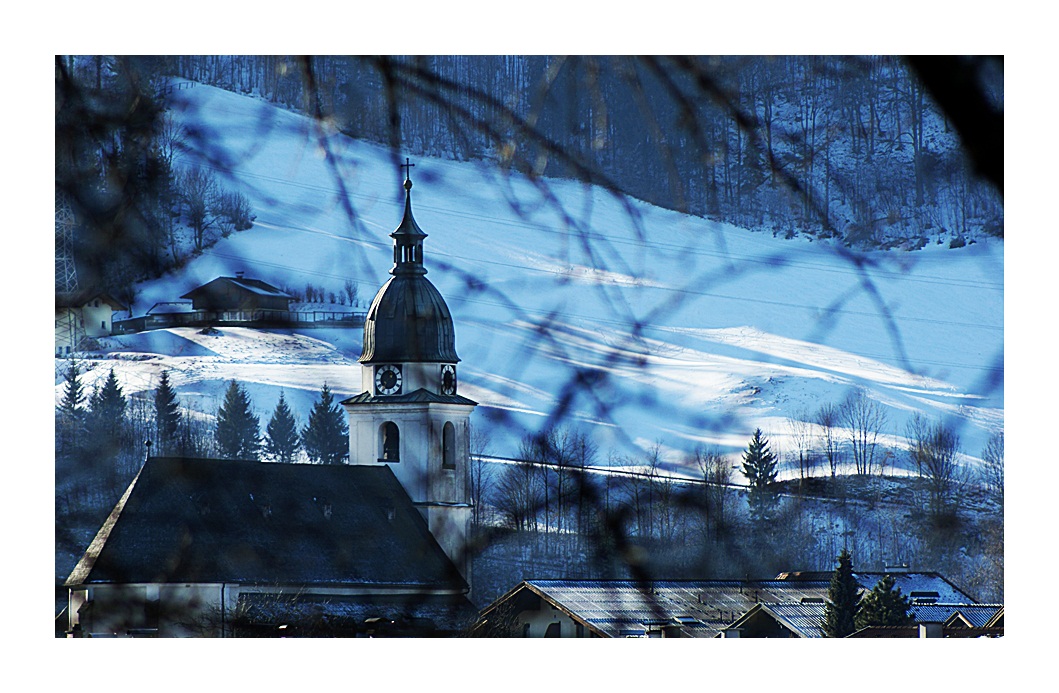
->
[235,271,245,279]
[919,622,943,638]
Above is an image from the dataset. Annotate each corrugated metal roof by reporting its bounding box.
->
[913,603,1003,627]
[524,579,833,638]
[512,574,978,638]
[759,602,828,638]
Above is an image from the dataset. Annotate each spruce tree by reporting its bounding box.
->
[264,391,301,464]
[58,361,87,420]
[154,370,181,454]
[302,383,348,465]
[741,428,778,522]
[86,368,128,483]
[57,361,87,453]
[215,380,260,460]
[822,548,862,637]
[856,574,914,629]
[89,368,127,427]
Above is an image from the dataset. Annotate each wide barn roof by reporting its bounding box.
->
[66,457,465,591]
[180,276,292,300]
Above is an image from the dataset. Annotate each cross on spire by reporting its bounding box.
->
[401,157,415,183]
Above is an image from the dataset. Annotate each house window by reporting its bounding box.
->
[380,422,400,462]
[545,622,561,638]
[442,421,456,469]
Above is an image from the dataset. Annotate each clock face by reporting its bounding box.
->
[375,364,403,396]
[440,364,457,395]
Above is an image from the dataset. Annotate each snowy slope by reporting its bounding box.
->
[58,81,1004,477]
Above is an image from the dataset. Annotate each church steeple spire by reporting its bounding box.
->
[391,158,427,276]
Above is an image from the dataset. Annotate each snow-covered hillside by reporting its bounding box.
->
[58,81,1004,477]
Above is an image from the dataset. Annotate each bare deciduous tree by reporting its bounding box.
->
[815,402,842,478]
[692,445,733,540]
[179,167,219,251]
[786,412,817,483]
[981,430,1004,508]
[493,459,540,532]
[469,425,493,527]
[840,389,887,475]
[906,413,966,525]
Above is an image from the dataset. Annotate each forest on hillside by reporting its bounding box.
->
[55,55,1003,305]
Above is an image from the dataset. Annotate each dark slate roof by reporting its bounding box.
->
[341,388,477,407]
[65,457,465,591]
[360,274,459,364]
[180,276,292,300]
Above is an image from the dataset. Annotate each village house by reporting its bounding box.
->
[55,290,127,355]
[472,572,983,638]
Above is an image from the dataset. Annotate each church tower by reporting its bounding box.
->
[341,162,476,582]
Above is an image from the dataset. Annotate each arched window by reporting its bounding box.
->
[442,421,456,469]
[380,422,400,462]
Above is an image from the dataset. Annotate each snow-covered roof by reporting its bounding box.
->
[477,573,980,638]
[146,301,194,315]
[180,276,292,300]
[913,603,1004,626]
[490,579,836,638]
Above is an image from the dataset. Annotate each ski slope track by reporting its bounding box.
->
[58,82,1004,479]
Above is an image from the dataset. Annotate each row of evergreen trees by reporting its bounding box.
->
[212,380,348,464]
[57,364,349,466]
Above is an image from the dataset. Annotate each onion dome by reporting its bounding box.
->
[360,164,459,364]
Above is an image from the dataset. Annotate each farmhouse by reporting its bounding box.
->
[180,272,292,314]
[54,290,126,355]
[65,168,477,637]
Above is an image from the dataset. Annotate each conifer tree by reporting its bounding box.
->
[822,548,862,637]
[89,368,127,427]
[154,370,180,454]
[302,383,348,465]
[741,428,778,522]
[57,361,88,453]
[58,361,87,421]
[264,391,301,464]
[215,380,260,460]
[86,368,128,482]
[855,574,914,629]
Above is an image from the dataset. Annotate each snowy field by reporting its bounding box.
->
[57,81,1004,478]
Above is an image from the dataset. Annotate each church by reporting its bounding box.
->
[64,167,479,637]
